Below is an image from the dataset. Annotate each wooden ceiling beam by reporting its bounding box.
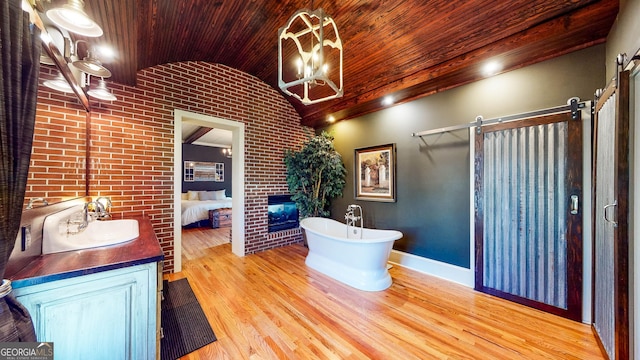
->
[184,127,213,144]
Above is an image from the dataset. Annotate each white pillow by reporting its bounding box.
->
[199,191,216,201]
[187,190,199,200]
[181,193,188,200]
[213,189,226,200]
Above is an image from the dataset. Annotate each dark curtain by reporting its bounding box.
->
[0,0,41,341]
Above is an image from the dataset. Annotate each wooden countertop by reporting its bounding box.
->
[10,215,164,289]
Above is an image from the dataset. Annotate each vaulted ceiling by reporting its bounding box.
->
[52,0,618,128]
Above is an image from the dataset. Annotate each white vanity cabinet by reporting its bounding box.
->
[13,262,158,360]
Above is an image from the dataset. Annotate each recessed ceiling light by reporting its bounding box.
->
[483,61,502,77]
[382,96,394,106]
[327,115,336,123]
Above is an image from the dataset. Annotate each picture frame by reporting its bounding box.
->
[184,161,224,182]
[354,143,396,202]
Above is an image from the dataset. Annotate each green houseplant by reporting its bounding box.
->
[284,131,346,218]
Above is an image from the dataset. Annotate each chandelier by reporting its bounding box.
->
[278,7,343,105]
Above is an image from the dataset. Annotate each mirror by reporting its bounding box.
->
[23,96,89,210]
[22,4,90,211]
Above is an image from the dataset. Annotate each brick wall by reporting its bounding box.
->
[28,62,308,271]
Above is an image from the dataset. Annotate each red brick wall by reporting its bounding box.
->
[28,62,308,271]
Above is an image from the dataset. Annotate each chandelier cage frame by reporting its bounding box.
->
[278,8,343,105]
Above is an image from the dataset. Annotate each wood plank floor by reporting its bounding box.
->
[181,226,230,261]
[166,241,605,360]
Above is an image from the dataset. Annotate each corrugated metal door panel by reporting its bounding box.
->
[482,122,568,308]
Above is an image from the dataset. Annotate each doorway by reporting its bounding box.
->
[173,109,245,273]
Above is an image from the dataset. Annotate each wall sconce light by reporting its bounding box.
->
[71,40,112,78]
[46,0,103,37]
[72,50,111,78]
[278,7,343,105]
[40,34,116,101]
[87,78,116,101]
[43,72,74,93]
[222,147,232,158]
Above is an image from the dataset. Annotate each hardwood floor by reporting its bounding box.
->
[165,241,605,359]
[181,226,230,261]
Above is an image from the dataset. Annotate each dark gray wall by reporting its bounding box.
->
[182,143,232,196]
[321,44,606,268]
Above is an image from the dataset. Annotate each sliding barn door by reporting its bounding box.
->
[592,71,630,360]
[475,111,583,321]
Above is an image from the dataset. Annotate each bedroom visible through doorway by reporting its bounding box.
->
[181,125,233,258]
[173,109,246,273]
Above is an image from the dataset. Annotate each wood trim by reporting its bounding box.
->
[591,79,611,359]
[613,70,630,360]
[566,110,584,322]
[594,79,617,114]
[481,111,570,133]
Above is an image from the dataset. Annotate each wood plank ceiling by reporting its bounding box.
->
[52,0,618,128]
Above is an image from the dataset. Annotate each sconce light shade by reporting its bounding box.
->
[43,73,74,93]
[87,79,116,101]
[72,51,112,78]
[278,8,343,105]
[39,52,56,66]
[46,0,103,37]
[222,147,232,158]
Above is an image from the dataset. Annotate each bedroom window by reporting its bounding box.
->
[214,163,224,182]
[184,161,194,182]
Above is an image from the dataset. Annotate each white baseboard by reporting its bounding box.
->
[388,250,474,288]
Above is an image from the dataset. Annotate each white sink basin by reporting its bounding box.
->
[42,205,139,254]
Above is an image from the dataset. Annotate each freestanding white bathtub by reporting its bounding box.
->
[300,217,403,291]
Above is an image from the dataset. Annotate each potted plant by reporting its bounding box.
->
[284,131,346,218]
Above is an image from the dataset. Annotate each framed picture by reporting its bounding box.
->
[354,144,396,202]
[184,161,224,182]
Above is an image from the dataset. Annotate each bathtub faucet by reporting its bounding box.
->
[345,204,363,238]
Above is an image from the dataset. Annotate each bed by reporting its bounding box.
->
[181,190,232,227]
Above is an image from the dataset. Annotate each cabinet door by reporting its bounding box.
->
[14,263,157,360]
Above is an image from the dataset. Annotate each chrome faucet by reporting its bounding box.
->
[64,202,106,236]
[94,197,112,220]
[83,201,106,226]
[26,197,49,209]
[345,204,363,239]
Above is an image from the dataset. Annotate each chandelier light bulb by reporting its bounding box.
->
[296,58,303,76]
